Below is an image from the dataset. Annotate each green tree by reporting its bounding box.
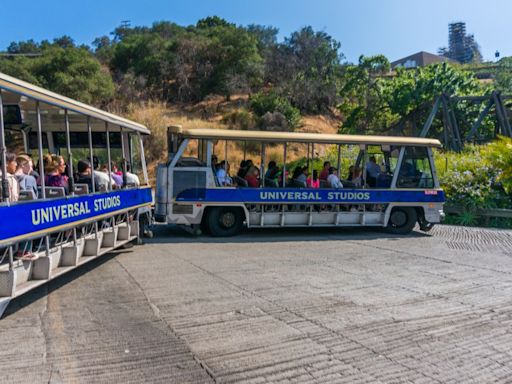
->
[0,41,114,105]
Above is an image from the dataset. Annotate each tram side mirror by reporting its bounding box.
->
[2,105,22,125]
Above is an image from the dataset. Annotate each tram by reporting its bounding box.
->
[155,126,445,236]
[0,72,153,317]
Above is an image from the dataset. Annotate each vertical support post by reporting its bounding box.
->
[261,142,266,187]
[137,132,148,186]
[65,109,77,245]
[106,123,113,191]
[336,144,341,179]
[0,89,8,201]
[120,127,127,188]
[224,140,228,180]
[243,141,247,161]
[310,143,315,175]
[64,109,74,193]
[87,117,98,238]
[282,143,287,188]
[36,102,50,256]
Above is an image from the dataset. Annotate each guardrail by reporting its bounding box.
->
[445,206,512,224]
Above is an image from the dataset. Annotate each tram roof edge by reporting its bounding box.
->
[0,72,150,134]
[168,127,443,148]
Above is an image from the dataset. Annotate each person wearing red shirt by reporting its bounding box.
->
[244,166,260,188]
[319,161,330,180]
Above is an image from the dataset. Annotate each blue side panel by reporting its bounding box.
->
[0,188,153,244]
[176,188,445,204]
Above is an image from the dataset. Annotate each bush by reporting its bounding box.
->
[249,92,301,129]
[435,139,512,228]
[221,109,255,130]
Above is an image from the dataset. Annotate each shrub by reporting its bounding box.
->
[249,92,301,129]
[221,109,255,130]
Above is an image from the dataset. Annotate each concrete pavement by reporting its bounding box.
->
[1,225,512,383]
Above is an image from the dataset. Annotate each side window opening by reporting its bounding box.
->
[397,147,434,189]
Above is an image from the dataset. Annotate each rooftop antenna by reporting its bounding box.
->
[120,20,131,29]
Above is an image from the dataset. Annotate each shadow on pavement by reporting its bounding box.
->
[3,250,128,318]
[147,224,431,244]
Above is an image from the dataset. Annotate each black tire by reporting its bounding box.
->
[206,207,244,237]
[386,207,417,234]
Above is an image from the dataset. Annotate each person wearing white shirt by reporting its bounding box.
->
[327,167,343,189]
[216,160,232,186]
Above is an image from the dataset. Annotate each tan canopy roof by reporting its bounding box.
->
[169,126,443,148]
[0,72,150,134]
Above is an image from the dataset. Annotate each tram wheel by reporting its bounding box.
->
[207,207,244,237]
[386,207,417,235]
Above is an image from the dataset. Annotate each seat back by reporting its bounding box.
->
[264,178,279,188]
[74,183,89,195]
[19,190,37,201]
[39,186,66,198]
[233,176,248,187]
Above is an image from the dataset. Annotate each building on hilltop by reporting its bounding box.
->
[391,51,454,69]
[438,22,482,64]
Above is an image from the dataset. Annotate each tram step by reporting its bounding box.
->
[61,240,85,267]
[102,227,119,248]
[83,232,104,256]
[14,279,48,298]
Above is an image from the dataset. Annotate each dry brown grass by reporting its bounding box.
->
[125,101,342,184]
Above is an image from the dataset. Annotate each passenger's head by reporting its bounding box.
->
[302,166,308,175]
[5,152,17,174]
[323,161,330,169]
[247,166,259,177]
[111,161,118,172]
[353,166,361,178]
[56,155,66,174]
[43,154,61,174]
[328,166,337,175]
[292,166,303,179]
[219,160,229,171]
[211,155,218,166]
[369,156,377,164]
[77,160,92,175]
[239,160,246,169]
[16,155,32,175]
[245,159,253,167]
[312,170,318,180]
[268,160,276,169]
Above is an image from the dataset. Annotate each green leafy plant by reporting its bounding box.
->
[249,91,301,129]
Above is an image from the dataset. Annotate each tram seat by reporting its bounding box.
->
[74,184,89,195]
[233,176,248,187]
[320,180,329,188]
[125,182,137,189]
[38,186,66,199]
[19,190,37,201]
[98,184,107,192]
[341,180,356,188]
[264,178,279,188]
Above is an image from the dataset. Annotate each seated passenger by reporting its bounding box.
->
[319,161,330,180]
[292,166,307,188]
[15,155,38,196]
[76,160,99,192]
[101,164,123,188]
[366,156,380,187]
[90,156,116,190]
[347,165,354,181]
[42,154,69,193]
[216,160,233,186]
[307,170,320,188]
[327,166,343,189]
[125,163,140,186]
[244,166,260,188]
[19,152,39,179]
[351,166,363,188]
[237,159,253,178]
[1,152,20,202]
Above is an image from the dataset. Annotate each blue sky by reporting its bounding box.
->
[1,0,509,63]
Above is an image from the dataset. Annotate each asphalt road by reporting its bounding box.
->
[1,224,512,383]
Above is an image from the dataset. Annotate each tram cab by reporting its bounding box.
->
[0,72,153,317]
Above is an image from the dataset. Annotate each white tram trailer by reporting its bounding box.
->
[0,73,153,317]
[155,126,445,237]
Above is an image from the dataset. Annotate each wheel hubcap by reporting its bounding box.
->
[220,211,236,228]
[390,210,407,227]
